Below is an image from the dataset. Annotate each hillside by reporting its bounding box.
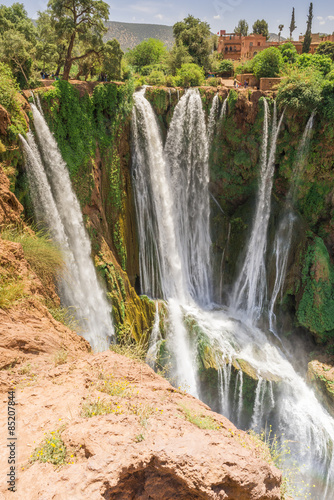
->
[103,21,174,51]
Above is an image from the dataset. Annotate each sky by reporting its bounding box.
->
[3,0,334,39]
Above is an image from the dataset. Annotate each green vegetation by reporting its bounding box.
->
[179,404,221,430]
[316,41,334,61]
[126,38,167,73]
[175,63,205,87]
[31,430,67,466]
[253,47,284,79]
[173,15,212,69]
[1,227,64,289]
[234,19,248,36]
[218,59,234,76]
[0,62,27,138]
[0,274,25,309]
[302,3,313,54]
[297,237,334,342]
[252,19,269,40]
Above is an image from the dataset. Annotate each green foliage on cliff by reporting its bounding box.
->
[175,63,205,87]
[297,237,334,342]
[40,80,134,271]
[276,68,322,112]
[252,47,284,79]
[0,62,27,138]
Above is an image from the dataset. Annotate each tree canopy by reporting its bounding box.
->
[252,19,269,40]
[316,41,334,61]
[48,0,110,80]
[173,15,212,68]
[234,19,248,37]
[126,38,167,72]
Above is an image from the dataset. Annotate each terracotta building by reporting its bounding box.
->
[217,31,333,61]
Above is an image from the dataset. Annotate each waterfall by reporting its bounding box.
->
[207,94,220,143]
[146,302,161,368]
[133,90,334,497]
[231,101,285,324]
[232,369,243,427]
[218,361,232,418]
[268,112,315,333]
[20,104,114,351]
[165,89,212,307]
[132,88,198,395]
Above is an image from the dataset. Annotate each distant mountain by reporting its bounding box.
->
[268,33,286,42]
[103,21,174,51]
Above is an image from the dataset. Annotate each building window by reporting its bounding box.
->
[225,47,228,52]
[258,42,261,46]
[250,42,253,47]
[234,46,236,51]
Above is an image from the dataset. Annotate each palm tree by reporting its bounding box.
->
[278,24,284,43]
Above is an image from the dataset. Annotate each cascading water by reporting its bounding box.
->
[132,88,199,395]
[207,93,220,143]
[231,101,285,324]
[20,103,114,351]
[132,89,334,498]
[165,89,212,307]
[269,112,316,334]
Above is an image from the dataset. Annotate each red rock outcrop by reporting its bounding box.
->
[0,350,281,500]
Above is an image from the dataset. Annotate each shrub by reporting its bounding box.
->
[175,63,205,87]
[321,79,334,119]
[31,430,66,466]
[0,275,25,309]
[234,59,254,75]
[276,68,323,112]
[126,38,167,72]
[297,53,333,76]
[0,62,27,137]
[165,74,176,87]
[1,227,64,289]
[252,47,284,79]
[316,41,334,61]
[140,63,168,76]
[203,77,220,87]
[146,70,166,86]
[218,59,234,76]
[279,42,298,64]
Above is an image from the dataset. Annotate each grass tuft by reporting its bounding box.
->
[179,404,221,430]
[31,430,66,466]
[1,226,64,288]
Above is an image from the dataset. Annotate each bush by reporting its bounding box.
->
[126,38,167,72]
[1,227,64,289]
[276,68,323,112]
[165,74,176,87]
[321,79,334,119]
[218,59,234,76]
[146,70,166,86]
[175,63,205,87]
[0,62,27,137]
[297,53,333,76]
[234,59,254,75]
[140,63,168,76]
[252,47,284,79]
[203,77,220,87]
[316,41,334,61]
[279,42,298,64]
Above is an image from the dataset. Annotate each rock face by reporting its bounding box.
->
[0,104,11,135]
[0,164,23,226]
[0,350,281,500]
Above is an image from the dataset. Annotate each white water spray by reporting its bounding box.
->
[20,104,114,351]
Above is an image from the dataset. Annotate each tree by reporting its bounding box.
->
[234,19,248,36]
[175,63,205,87]
[252,47,284,79]
[316,41,334,61]
[0,3,36,43]
[36,10,67,75]
[278,24,284,43]
[102,39,123,80]
[48,0,109,80]
[167,42,192,75]
[218,59,234,76]
[0,29,33,86]
[298,53,332,76]
[126,38,167,72]
[289,7,297,39]
[173,15,212,68]
[302,3,313,54]
[252,19,269,40]
[279,42,298,64]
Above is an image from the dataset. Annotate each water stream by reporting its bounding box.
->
[21,103,114,351]
[132,89,334,498]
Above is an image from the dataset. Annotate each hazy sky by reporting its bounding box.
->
[3,0,334,39]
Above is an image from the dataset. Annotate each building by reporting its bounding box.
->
[217,31,242,60]
[217,31,333,61]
